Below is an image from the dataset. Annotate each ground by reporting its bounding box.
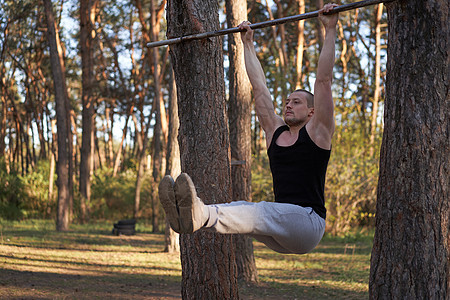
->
[0,220,372,299]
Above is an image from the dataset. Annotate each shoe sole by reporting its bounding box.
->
[175,173,198,233]
[158,175,180,233]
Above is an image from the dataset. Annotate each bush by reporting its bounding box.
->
[325,125,380,235]
[251,154,274,203]
[20,160,56,219]
[0,159,57,220]
[90,167,153,220]
[0,159,25,220]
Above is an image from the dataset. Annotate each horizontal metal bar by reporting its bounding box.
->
[147,0,393,48]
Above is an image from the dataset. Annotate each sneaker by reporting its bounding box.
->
[174,173,207,233]
[158,175,180,233]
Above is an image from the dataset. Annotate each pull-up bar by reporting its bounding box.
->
[147,0,393,48]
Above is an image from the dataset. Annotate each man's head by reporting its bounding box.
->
[293,89,314,107]
[283,89,315,127]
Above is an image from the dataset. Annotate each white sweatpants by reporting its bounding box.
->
[204,201,325,254]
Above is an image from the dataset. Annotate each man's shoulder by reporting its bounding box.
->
[305,121,333,150]
[264,118,287,147]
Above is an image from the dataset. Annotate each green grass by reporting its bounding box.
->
[0,220,373,299]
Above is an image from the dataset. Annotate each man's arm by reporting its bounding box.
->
[306,3,338,150]
[239,22,284,146]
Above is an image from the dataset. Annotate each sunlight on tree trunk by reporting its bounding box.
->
[48,120,56,209]
[226,0,258,284]
[164,68,181,253]
[79,0,97,223]
[295,0,305,89]
[43,0,71,231]
[369,4,383,157]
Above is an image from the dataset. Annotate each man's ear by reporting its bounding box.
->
[308,107,314,117]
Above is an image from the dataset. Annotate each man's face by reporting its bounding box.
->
[283,91,314,126]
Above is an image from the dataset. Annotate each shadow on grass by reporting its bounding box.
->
[0,253,181,273]
[239,280,369,300]
[253,241,372,262]
[0,268,181,300]
[2,228,166,252]
[1,266,368,300]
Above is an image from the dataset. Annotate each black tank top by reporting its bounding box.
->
[267,125,330,219]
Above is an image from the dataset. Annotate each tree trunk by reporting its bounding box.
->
[0,28,7,158]
[369,1,449,299]
[226,0,258,284]
[369,3,383,157]
[105,106,114,167]
[167,0,238,298]
[48,120,56,212]
[132,0,167,222]
[295,0,305,89]
[68,111,75,222]
[0,67,6,158]
[113,106,133,176]
[133,112,147,219]
[134,143,146,219]
[79,0,96,223]
[0,92,6,157]
[315,0,324,47]
[274,0,289,100]
[36,107,47,160]
[43,0,71,231]
[150,0,164,233]
[264,1,287,101]
[164,67,181,253]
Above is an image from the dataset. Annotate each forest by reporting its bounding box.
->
[0,0,387,234]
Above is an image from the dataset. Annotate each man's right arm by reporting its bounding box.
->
[239,22,284,146]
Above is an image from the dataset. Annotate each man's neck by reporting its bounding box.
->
[287,120,309,134]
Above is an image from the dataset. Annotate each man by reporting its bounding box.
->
[159,3,338,254]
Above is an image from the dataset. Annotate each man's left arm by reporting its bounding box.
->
[307,3,338,150]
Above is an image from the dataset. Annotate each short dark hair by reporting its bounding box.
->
[292,89,314,107]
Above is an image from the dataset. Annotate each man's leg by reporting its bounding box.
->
[159,173,325,254]
[205,201,325,254]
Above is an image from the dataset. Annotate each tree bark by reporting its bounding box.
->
[315,0,324,47]
[133,112,147,219]
[48,120,57,208]
[264,0,287,101]
[150,0,164,233]
[369,1,449,299]
[295,0,305,89]
[113,105,133,176]
[369,3,383,157]
[68,111,75,222]
[167,0,238,298]
[226,0,258,284]
[0,23,8,158]
[105,106,114,167]
[0,88,6,157]
[132,0,167,221]
[43,0,71,231]
[164,67,181,253]
[79,0,97,223]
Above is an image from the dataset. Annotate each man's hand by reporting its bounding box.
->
[319,3,339,30]
[238,21,254,44]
